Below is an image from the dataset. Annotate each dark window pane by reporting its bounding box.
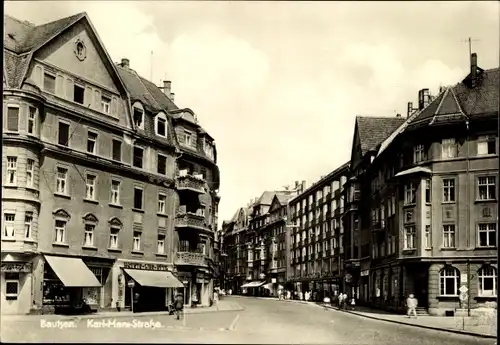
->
[133,147,143,168]
[112,140,121,161]
[134,188,143,209]
[7,107,19,131]
[44,73,56,93]
[484,277,494,290]
[58,122,70,146]
[74,85,84,104]
[157,118,166,136]
[157,155,166,175]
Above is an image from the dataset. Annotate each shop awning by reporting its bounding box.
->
[124,269,184,288]
[241,281,265,288]
[395,166,432,178]
[44,255,101,287]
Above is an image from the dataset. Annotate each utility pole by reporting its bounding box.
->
[150,50,154,81]
[461,37,481,61]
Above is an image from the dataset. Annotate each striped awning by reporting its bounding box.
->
[241,281,265,288]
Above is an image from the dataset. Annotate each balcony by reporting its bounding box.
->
[176,173,205,194]
[175,251,208,267]
[175,212,211,234]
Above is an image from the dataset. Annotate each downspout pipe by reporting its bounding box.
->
[465,120,471,317]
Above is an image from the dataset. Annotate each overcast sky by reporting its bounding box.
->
[6,1,499,226]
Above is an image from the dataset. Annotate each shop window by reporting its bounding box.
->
[5,273,19,300]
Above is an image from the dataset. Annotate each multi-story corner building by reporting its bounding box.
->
[288,166,349,301]
[2,12,220,314]
[343,115,405,306]
[357,54,498,316]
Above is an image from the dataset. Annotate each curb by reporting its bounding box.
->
[2,304,245,322]
[322,305,496,339]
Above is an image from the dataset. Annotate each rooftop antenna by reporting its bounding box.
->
[461,37,481,63]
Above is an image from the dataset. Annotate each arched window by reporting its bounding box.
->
[439,266,460,296]
[155,112,168,137]
[478,266,497,297]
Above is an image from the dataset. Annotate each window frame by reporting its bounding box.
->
[4,273,19,300]
[111,139,122,162]
[133,145,144,169]
[57,120,71,147]
[425,178,431,203]
[442,178,456,203]
[133,108,144,129]
[158,193,167,214]
[6,105,20,132]
[477,223,497,248]
[73,84,85,104]
[156,113,167,137]
[404,225,416,249]
[133,231,142,251]
[56,166,69,195]
[3,213,16,238]
[413,144,425,163]
[442,224,456,248]
[424,225,432,249]
[27,106,37,135]
[478,266,497,297]
[85,174,97,200]
[157,153,167,175]
[101,95,111,114]
[26,158,35,188]
[86,130,98,155]
[157,234,166,254]
[54,219,67,244]
[441,138,457,159]
[133,186,144,210]
[6,156,18,186]
[24,212,33,239]
[43,72,56,94]
[110,179,121,205]
[439,266,460,296]
[109,226,120,249]
[404,182,416,205]
[477,176,496,201]
[477,135,496,156]
[84,223,95,247]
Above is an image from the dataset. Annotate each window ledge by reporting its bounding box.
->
[108,247,122,252]
[56,144,71,150]
[474,296,497,301]
[132,208,145,213]
[24,238,37,243]
[83,198,99,204]
[2,238,16,242]
[25,186,38,193]
[3,184,18,189]
[109,203,123,209]
[403,203,416,208]
[54,193,71,200]
[131,250,144,255]
[52,242,69,247]
[82,245,98,251]
[156,253,168,257]
[440,247,457,251]
[436,295,459,300]
[474,246,497,250]
[441,201,456,205]
[157,213,168,218]
[424,248,432,251]
[474,199,497,204]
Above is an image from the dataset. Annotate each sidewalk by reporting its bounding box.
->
[1,299,244,322]
[321,303,497,339]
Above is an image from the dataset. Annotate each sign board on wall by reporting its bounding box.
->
[1,263,32,272]
[123,262,169,271]
[460,274,468,283]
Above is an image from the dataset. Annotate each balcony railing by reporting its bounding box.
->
[175,251,208,267]
[175,212,211,233]
[176,174,205,194]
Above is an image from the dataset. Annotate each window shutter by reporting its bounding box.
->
[33,65,43,87]
[85,86,93,108]
[66,78,74,100]
[7,107,19,131]
[56,74,65,96]
[94,90,101,110]
[111,96,118,115]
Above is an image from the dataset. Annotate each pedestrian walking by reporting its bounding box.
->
[213,290,219,305]
[323,296,331,311]
[406,294,418,318]
[342,293,348,310]
[174,291,184,320]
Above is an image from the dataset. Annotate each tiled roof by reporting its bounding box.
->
[140,77,178,111]
[356,116,406,155]
[4,50,29,88]
[276,193,295,205]
[4,13,84,54]
[116,66,160,110]
[254,191,276,206]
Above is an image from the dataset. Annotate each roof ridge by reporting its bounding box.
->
[33,12,86,29]
[434,87,450,115]
[4,14,36,27]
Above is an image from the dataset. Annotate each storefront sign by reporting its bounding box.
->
[1,262,32,272]
[360,270,369,277]
[123,262,169,271]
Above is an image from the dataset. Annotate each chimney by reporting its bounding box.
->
[418,88,430,110]
[170,92,175,102]
[162,80,172,97]
[471,53,478,88]
[407,102,413,117]
[120,58,129,68]
[301,180,306,192]
[295,181,299,189]
[396,113,401,118]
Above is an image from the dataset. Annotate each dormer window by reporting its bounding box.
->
[101,96,111,114]
[133,108,144,129]
[155,112,167,137]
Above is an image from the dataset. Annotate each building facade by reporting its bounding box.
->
[2,12,220,314]
[343,54,498,316]
[287,166,349,301]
